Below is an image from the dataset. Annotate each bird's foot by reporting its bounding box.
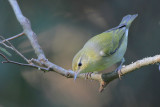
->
[115,58,125,79]
[114,65,123,79]
[85,72,93,80]
[117,69,123,79]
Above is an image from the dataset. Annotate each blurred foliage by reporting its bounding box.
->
[0,0,160,107]
[0,47,11,56]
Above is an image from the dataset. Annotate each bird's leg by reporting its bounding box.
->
[85,72,93,80]
[115,58,125,79]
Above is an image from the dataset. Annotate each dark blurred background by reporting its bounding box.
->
[0,0,160,107]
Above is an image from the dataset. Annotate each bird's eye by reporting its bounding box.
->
[78,62,82,67]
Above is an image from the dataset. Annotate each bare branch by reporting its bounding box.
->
[40,54,160,92]
[0,32,24,43]
[8,0,46,61]
[0,53,9,61]
[32,55,160,92]
[120,55,160,75]
[0,53,49,72]
[99,55,160,92]
[0,36,29,63]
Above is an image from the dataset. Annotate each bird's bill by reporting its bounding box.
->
[74,70,80,81]
[74,73,78,81]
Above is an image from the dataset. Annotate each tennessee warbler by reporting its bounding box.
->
[72,14,138,80]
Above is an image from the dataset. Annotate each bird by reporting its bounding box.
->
[72,14,138,80]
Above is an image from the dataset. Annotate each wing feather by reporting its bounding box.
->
[84,25,126,57]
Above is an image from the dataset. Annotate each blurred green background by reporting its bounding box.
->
[0,0,160,107]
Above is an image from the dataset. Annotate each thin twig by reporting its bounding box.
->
[0,36,29,63]
[8,0,46,61]
[0,32,24,43]
[0,53,49,72]
[0,53,9,61]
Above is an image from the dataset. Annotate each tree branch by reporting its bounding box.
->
[8,0,46,61]
[99,55,160,92]
[4,0,160,92]
[0,36,29,63]
[0,53,50,72]
[0,32,24,43]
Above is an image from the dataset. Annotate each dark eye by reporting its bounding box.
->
[78,62,82,66]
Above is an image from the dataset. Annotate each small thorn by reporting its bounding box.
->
[99,81,107,92]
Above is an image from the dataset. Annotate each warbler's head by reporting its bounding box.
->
[72,51,89,80]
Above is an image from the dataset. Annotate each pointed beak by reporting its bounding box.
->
[74,73,78,81]
[74,70,80,81]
